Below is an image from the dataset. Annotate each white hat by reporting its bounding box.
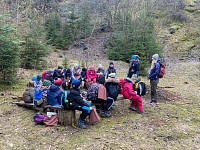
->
[98,64,103,69]
[74,63,78,67]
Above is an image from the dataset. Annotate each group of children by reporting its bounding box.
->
[23,53,161,129]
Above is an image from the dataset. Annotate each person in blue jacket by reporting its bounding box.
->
[47,78,63,106]
[148,54,160,105]
[127,55,140,78]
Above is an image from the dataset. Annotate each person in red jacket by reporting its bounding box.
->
[119,77,144,114]
[86,65,97,83]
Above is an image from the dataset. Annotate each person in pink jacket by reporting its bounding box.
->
[119,77,144,114]
[86,65,97,83]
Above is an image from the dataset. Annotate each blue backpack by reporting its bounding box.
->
[34,89,43,107]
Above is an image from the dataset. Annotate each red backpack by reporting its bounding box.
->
[158,63,166,78]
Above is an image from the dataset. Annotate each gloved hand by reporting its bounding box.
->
[82,106,90,113]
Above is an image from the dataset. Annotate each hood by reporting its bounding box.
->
[156,60,161,63]
[49,84,60,92]
[89,65,95,70]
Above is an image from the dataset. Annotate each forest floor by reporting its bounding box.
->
[0,31,200,150]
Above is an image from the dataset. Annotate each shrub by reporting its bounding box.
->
[0,16,21,81]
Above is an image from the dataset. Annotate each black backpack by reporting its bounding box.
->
[137,82,146,96]
[105,82,120,101]
[61,90,73,110]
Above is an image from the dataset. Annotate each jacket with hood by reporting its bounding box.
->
[53,69,63,79]
[119,79,136,99]
[128,60,140,75]
[47,84,63,106]
[86,65,97,80]
[68,88,90,109]
[72,67,81,79]
[107,67,116,78]
[148,60,161,80]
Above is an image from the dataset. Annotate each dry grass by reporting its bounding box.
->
[0,60,200,149]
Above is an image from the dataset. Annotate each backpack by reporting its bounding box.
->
[61,90,72,110]
[158,63,166,78]
[34,89,43,107]
[105,82,120,101]
[137,82,146,96]
[87,83,99,101]
[33,112,46,125]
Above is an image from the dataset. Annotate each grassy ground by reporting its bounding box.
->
[0,63,200,149]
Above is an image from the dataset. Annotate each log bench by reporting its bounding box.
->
[14,101,76,126]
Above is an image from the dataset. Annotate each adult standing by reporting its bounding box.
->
[148,54,160,105]
[127,55,140,78]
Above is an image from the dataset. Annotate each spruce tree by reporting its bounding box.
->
[0,16,20,81]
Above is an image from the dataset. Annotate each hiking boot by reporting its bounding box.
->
[78,119,87,129]
[101,111,111,117]
[129,107,137,111]
[138,110,144,114]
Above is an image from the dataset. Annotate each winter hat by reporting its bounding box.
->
[58,66,63,70]
[31,77,37,81]
[98,64,103,69]
[124,77,132,83]
[131,55,137,59]
[42,79,52,86]
[108,73,116,78]
[89,65,95,70]
[66,68,71,73]
[109,62,114,65]
[72,80,81,88]
[74,63,78,68]
[152,54,159,60]
[50,70,54,74]
[82,68,87,72]
[37,74,42,81]
[54,78,62,86]
[28,81,35,87]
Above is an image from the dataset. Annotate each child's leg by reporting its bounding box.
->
[132,95,143,112]
[130,99,137,108]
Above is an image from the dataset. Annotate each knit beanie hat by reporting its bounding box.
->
[31,77,37,81]
[72,80,81,88]
[98,64,103,69]
[109,62,114,65]
[152,54,159,60]
[82,68,87,72]
[42,79,52,86]
[74,63,78,68]
[131,55,137,59]
[54,78,62,86]
[28,81,35,87]
[37,74,42,81]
